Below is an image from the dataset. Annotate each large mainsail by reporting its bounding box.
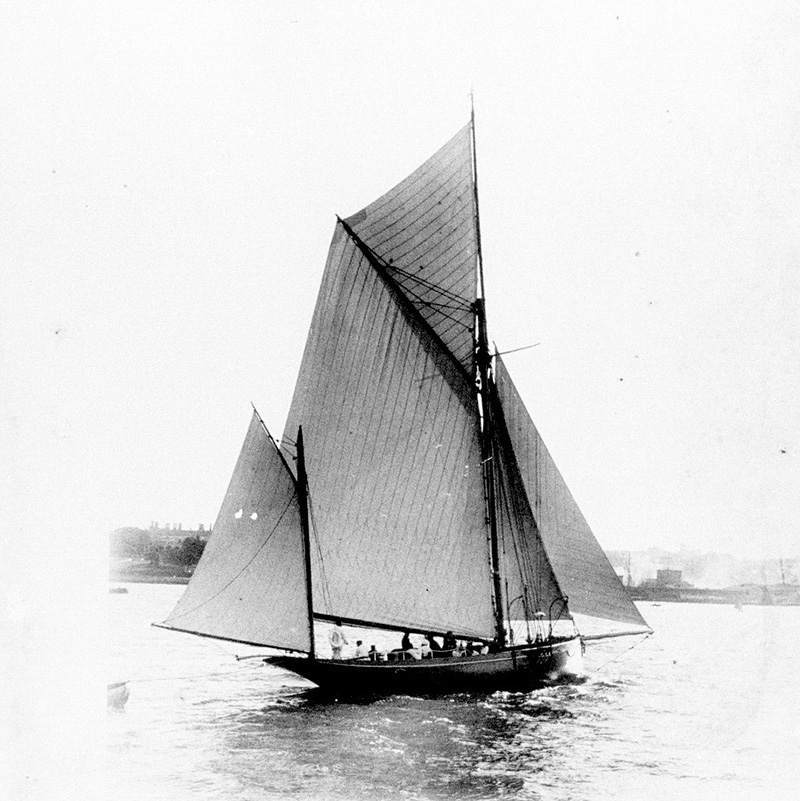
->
[282,219,496,640]
[159,412,312,652]
[493,356,649,632]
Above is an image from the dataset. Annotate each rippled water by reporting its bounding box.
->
[107,585,799,800]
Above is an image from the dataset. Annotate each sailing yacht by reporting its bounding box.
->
[156,117,651,695]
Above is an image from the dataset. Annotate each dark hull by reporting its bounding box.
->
[270,636,584,696]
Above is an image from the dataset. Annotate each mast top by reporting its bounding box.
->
[470,104,487,303]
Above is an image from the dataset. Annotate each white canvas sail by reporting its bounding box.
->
[344,123,478,373]
[159,412,312,652]
[494,356,650,632]
[281,223,496,640]
[490,389,567,629]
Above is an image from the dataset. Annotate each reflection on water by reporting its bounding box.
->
[107,584,800,801]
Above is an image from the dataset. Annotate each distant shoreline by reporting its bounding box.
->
[110,574,190,585]
[630,584,800,606]
[109,564,192,585]
[106,572,800,605]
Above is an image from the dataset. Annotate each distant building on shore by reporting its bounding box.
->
[637,569,691,589]
[148,522,212,547]
[655,569,683,587]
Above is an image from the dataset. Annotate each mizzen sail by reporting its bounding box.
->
[159,412,312,652]
[282,221,496,641]
[494,356,649,632]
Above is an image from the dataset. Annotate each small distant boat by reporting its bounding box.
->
[155,113,651,696]
[109,587,129,594]
[107,681,129,708]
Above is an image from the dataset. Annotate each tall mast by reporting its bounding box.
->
[296,426,316,660]
[471,106,506,648]
[471,97,487,300]
[476,301,505,648]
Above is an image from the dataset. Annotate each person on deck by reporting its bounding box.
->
[354,640,367,658]
[368,644,380,661]
[442,631,457,652]
[329,620,348,659]
[401,631,413,651]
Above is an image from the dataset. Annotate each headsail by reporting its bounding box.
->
[490,385,568,634]
[158,412,312,652]
[344,123,478,373]
[493,356,650,633]
[282,219,496,641]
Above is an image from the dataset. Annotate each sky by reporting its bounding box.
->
[2,1,799,578]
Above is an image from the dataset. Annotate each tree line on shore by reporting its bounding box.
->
[109,527,206,567]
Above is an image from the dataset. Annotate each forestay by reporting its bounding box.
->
[493,356,650,631]
[282,222,497,641]
[159,413,312,652]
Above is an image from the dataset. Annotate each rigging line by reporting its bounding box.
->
[494,447,525,600]
[392,291,471,334]
[376,270,473,331]
[505,449,545,610]
[495,441,541,615]
[419,301,474,315]
[384,249,470,293]
[588,632,653,676]
[123,662,265,685]
[341,223,474,314]
[350,231,470,306]
[384,263,472,305]
[306,493,334,613]
[161,496,295,622]
[494,446,529,631]
[254,408,301,486]
[400,296,473,314]
[387,264,473,309]
[494,343,541,358]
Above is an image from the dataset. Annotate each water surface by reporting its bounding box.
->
[107,585,799,799]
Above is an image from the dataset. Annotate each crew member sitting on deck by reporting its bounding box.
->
[388,631,414,662]
[354,640,367,658]
[442,631,457,653]
[368,644,380,661]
